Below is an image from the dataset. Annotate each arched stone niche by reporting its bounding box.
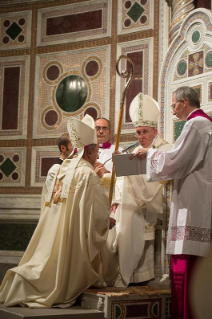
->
[159,8,212,144]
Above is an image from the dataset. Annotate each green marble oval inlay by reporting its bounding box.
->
[177,61,187,76]
[206,52,212,67]
[192,30,200,44]
[56,75,88,113]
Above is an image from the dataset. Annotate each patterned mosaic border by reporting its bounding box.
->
[111,298,163,319]
[37,0,111,46]
[31,146,60,187]
[33,45,111,139]
[0,55,30,140]
[117,0,154,35]
[115,37,153,134]
[0,10,31,50]
[0,147,26,187]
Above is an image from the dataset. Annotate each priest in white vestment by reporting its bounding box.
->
[0,115,112,308]
[132,86,212,319]
[106,93,171,287]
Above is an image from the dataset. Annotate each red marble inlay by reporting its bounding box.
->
[126,303,149,317]
[18,35,25,42]
[85,60,99,77]
[46,65,60,81]
[194,0,211,10]
[45,110,58,126]
[140,0,147,5]
[2,67,20,130]
[126,51,143,123]
[84,107,97,120]
[3,20,10,27]
[125,1,132,9]
[13,154,19,162]
[41,158,59,176]
[3,36,9,44]
[46,10,102,35]
[12,172,19,180]
[209,83,212,101]
[124,19,131,27]
[0,172,3,180]
[19,18,25,26]
[140,15,147,24]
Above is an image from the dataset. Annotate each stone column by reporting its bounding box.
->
[169,0,195,43]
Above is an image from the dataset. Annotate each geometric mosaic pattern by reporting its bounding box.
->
[37,1,110,46]
[188,51,203,77]
[0,157,17,177]
[0,56,30,140]
[175,46,212,80]
[0,11,31,50]
[0,147,26,187]
[110,295,171,319]
[33,46,110,138]
[160,10,212,143]
[31,146,61,187]
[117,0,153,35]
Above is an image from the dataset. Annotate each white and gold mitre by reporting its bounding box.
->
[129,92,160,128]
[67,114,97,149]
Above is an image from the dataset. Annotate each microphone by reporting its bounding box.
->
[103,141,139,165]
[121,141,139,153]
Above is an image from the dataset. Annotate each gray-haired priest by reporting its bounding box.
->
[106,93,171,287]
[0,115,113,308]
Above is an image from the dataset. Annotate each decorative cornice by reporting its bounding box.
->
[0,0,54,6]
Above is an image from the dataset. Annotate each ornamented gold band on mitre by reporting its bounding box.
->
[133,120,157,128]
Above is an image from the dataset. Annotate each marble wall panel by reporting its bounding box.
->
[37,0,111,46]
[0,56,30,140]
[31,146,60,187]
[115,38,153,134]
[117,0,154,35]
[0,10,31,50]
[33,45,110,139]
[0,147,26,187]
[0,194,41,220]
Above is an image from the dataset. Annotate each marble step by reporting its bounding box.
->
[0,304,104,319]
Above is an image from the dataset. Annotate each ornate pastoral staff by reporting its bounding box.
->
[109,55,134,204]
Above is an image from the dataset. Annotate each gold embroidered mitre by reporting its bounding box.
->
[129,92,160,128]
[67,114,97,149]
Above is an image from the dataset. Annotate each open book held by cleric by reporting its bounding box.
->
[113,153,146,177]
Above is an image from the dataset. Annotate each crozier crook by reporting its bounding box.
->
[109,55,134,204]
